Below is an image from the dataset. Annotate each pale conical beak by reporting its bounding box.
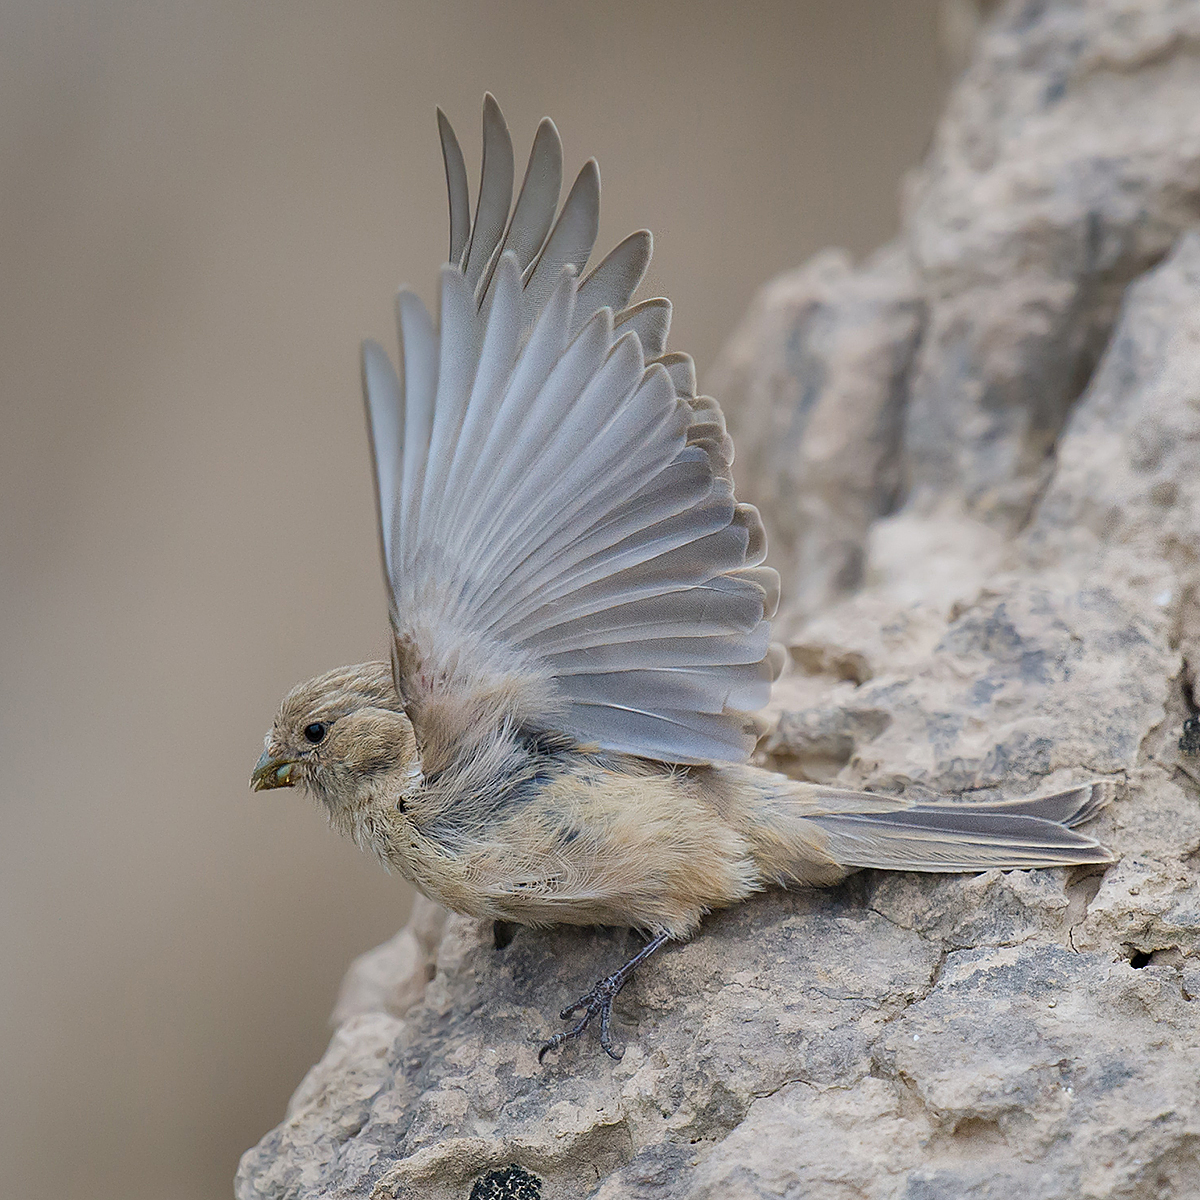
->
[251,748,297,791]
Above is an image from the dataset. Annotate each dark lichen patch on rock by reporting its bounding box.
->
[468,1164,542,1200]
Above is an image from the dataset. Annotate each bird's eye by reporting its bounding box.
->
[303,722,328,744]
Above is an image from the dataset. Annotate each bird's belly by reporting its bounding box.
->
[401,767,764,937]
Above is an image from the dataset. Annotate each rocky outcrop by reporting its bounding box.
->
[708,243,922,625]
[717,0,1200,620]
[237,3,1200,1197]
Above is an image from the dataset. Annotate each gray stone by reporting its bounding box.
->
[904,0,1200,527]
[715,0,1200,604]
[711,243,923,622]
[237,3,1200,1197]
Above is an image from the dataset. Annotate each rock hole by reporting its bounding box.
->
[789,642,873,684]
[765,707,891,784]
[767,734,854,784]
[1129,950,1152,969]
[493,920,516,950]
[950,1116,1006,1146]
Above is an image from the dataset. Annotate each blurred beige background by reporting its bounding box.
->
[1,2,955,1196]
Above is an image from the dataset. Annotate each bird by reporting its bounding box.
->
[251,95,1113,1062]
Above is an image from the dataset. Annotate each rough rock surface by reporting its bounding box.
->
[716,0,1200,620]
[238,3,1200,1197]
[710,243,922,622]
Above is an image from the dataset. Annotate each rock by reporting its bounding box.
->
[237,2,1200,1197]
[712,244,923,621]
[904,0,1200,528]
[715,0,1200,600]
[330,897,448,1027]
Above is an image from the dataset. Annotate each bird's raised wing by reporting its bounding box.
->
[362,96,780,765]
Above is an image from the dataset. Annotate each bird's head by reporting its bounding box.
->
[251,661,422,841]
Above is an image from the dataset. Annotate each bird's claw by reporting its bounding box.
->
[538,971,628,1063]
[537,933,671,1064]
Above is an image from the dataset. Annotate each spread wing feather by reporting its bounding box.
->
[521,159,600,319]
[616,298,672,359]
[576,231,652,319]
[461,95,513,287]
[476,119,562,310]
[362,96,780,764]
[436,109,470,266]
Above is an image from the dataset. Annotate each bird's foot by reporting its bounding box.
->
[538,971,627,1062]
[537,932,671,1063]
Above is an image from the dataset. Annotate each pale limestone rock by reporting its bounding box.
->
[711,244,922,621]
[715,0,1200,608]
[903,0,1200,526]
[331,897,448,1026]
[237,3,1200,1196]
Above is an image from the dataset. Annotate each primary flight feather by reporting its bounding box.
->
[253,96,1113,1060]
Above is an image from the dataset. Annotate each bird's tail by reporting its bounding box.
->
[729,775,1114,884]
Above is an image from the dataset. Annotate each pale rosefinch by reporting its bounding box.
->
[253,97,1111,1061]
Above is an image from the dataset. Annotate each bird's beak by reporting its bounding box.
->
[251,748,297,791]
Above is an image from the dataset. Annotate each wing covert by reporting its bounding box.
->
[361,96,780,764]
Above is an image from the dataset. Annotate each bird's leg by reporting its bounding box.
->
[538,932,672,1063]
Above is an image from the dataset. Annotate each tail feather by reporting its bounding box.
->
[944,780,1110,829]
[802,781,1113,873]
